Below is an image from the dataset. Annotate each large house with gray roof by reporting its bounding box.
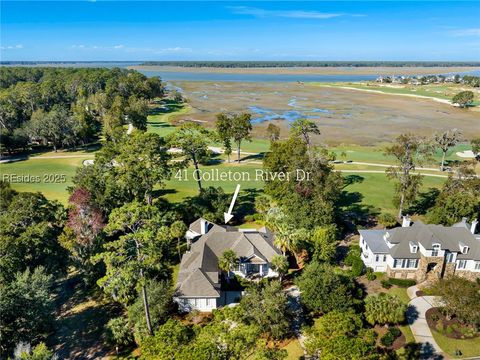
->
[359,217,480,283]
[174,218,282,312]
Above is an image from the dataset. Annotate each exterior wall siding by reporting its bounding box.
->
[359,228,480,283]
[174,297,218,312]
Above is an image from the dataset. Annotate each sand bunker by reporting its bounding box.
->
[456,150,476,158]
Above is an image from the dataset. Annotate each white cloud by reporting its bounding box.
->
[155,47,192,54]
[0,44,24,50]
[229,6,346,19]
[67,44,192,54]
[448,28,480,37]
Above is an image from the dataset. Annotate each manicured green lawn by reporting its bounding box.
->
[238,138,270,153]
[330,143,472,168]
[162,162,265,202]
[399,324,416,345]
[147,103,191,136]
[342,172,445,215]
[431,330,480,358]
[171,264,180,286]
[282,339,304,360]
[0,153,93,204]
[1,152,447,215]
[385,287,411,305]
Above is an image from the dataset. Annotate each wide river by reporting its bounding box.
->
[136,70,379,82]
[137,69,480,82]
[3,62,479,82]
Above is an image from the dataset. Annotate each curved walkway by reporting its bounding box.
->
[407,285,444,357]
[284,286,308,358]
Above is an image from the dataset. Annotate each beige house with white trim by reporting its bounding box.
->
[174,218,282,312]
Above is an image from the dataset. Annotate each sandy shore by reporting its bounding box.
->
[129,65,480,76]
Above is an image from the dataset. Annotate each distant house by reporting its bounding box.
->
[391,76,403,84]
[410,78,421,86]
[359,217,480,283]
[174,218,282,312]
[445,75,456,83]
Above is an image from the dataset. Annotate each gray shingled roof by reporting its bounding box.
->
[360,222,480,260]
[175,219,282,298]
[359,230,390,253]
[176,268,220,298]
[389,240,421,259]
[188,218,227,235]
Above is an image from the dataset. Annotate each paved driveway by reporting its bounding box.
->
[407,285,445,358]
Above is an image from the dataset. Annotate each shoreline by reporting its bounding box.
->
[129,65,480,76]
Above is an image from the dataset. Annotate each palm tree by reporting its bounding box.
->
[169,220,187,261]
[218,249,238,280]
[270,254,289,281]
[273,223,299,256]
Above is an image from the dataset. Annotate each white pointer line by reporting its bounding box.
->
[224,184,241,224]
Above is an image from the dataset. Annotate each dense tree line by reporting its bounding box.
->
[0,182,68,355]
[385,133,480,221]
[263,126,342,230]
[0,67,163,152]
[139,281,291,359]
[141,61,480,68]
[462,75,480,87]
[426,169,480,225]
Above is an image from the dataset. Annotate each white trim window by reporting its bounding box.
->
[456,260,467,270]
[394,258,418,268]
[475,261,480,271]
[432,244,441,257]
[446,252,455,263]
[407,259,419,268]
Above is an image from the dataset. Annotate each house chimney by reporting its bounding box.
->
[402,215,411,228]
[200,218,208,235]
[471,219,478,235]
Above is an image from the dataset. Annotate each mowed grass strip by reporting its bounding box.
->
[431,330,480,358]
[342,172,445,215]
[0,152,447,214]
[312,82,480,105]
[330,144,474,168]
[162,162,265,202]
[147,103,192,136]
[0,155,91,204]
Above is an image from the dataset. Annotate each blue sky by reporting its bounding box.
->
[1,1,479,61]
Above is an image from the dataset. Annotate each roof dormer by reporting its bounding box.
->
[409,241,418,253]
[459,241,469,254]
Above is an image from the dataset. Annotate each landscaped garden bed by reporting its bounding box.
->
[426,307,479,340]
[374,325,406,351]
